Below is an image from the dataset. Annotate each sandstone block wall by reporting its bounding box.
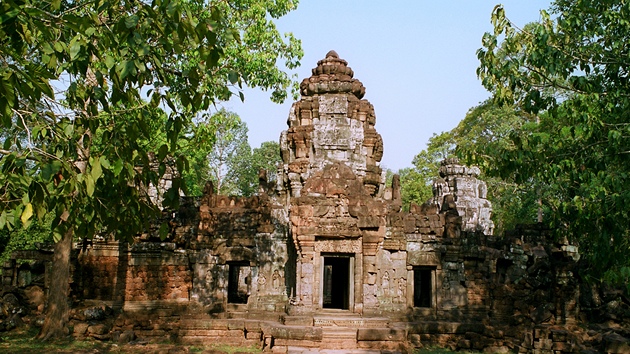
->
[76,243,191,303]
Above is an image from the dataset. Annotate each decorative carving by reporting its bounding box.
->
[314,239,361,254]
[382,271,390,297]
[272,269,282,290]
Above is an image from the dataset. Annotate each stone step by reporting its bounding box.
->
[321,327,359,350]
[286,347,383,354]
[225,311,248,319]
[322,327,358,339]
[313,316,390,328]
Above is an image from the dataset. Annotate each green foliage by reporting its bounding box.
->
[452,101,550,234]
[194,0,304,103]
[233,140,282,197]
[477,1,630,287]
[205,109,251,195]
[0,0,301,338]
[396,132,454,210]
[0,214,53,265]
[201,109,281,197]
[401,100,552,234]
[0,0,302,240]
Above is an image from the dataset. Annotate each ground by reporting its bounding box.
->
[0,327,261,354]
[0,327,483,354]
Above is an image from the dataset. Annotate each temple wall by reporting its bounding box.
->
[76,244,192,303]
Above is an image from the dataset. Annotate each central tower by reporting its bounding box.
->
[279,50,385,199]
[278,51,392,315]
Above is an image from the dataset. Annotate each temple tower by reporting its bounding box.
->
[279,51,390,314]
[279,50,385,199]
[432,158,494,235]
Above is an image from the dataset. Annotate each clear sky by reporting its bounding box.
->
[222,1,552,171]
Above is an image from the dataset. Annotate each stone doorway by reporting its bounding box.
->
[227,262,250,304]
[413,267,435,308]
[321,254,353,310]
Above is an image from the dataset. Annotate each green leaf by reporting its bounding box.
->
[85,174,95,196]
[64,122,74,136]
[54,41,64,53]
[0,8,19,24]
[113,159,124,177]
[69,40,81,60]
[228,71,238,84]
[52,229,62,243]
[125,15,139,29]
[159,222,169,240]
[91,158,102,181]
[157,144,168,161]
[41,160,63,181]
[118,60,136,80]
[0,211,6,229]
[100,156,111,169]
[21,203,33,224]
[105,55,116,70]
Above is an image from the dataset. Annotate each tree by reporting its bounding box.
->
[0,0,302,339]
[400,100,553,234]
[236,140,282,196]
[397,132,454,210]
[477,1,630,287]
[0,214,53,264]
[452,101,547,234]
[204,110,281,197]
[205,109,250,195]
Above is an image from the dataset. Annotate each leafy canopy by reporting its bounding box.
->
[0,0,302,242]
[477,1,630,286]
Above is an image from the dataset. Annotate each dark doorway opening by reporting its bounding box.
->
[227,262,250,304]
[413,267,433,308]
[322,256,350,309]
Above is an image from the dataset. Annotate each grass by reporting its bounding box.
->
[0,327,262,353]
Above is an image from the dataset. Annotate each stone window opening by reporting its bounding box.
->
[496,258,513,284]
[227,262,251,304]
[413,267,435,308]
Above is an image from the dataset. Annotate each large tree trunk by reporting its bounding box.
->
[37,227,73,341]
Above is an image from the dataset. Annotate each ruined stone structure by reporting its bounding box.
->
[3,52,628,353]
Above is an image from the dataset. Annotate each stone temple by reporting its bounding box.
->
[4,52,597,353]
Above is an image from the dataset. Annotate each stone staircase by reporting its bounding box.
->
[174,310,409,353]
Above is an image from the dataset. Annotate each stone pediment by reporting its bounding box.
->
[290,163,385,244]
[301,162,367,199]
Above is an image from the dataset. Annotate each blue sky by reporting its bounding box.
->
[223,1,552,171]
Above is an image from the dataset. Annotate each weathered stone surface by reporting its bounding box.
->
[87,323,110,335]
[73,322,89,336]
[604,332,630,354]
[270,325,323,341]
[357,328,406,341]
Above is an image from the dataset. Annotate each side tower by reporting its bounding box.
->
[279,50,384,199]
